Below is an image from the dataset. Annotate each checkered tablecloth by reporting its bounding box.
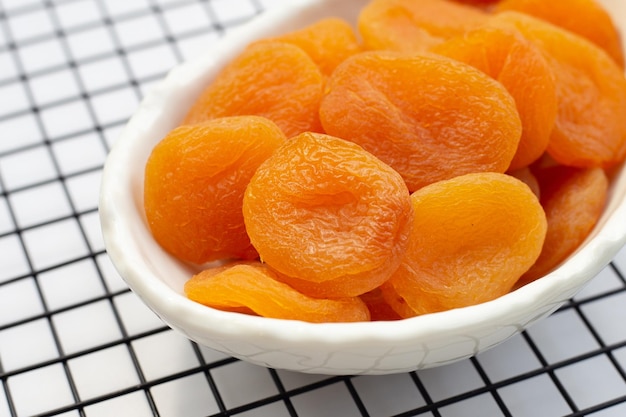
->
[1,1,626,416]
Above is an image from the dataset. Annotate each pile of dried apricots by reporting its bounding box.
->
[143,0,626,322]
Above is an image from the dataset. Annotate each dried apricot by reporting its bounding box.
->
[431,26,557,170]
[388,172,547,315]
[489,12,626,168]
[516,165,608,287]
[359,287,403,321]
[358,0,488,53]
[495,0,625,68]
[319,50,522,191]
[258,17,362,78]
[379,281,416,319]
[182,41,324,137]
[508,166,540,198]
[144,116,286,264]
[242,132,413,297]
[270,269,383,299]
[185,261,371,323]
[449,0,499,9]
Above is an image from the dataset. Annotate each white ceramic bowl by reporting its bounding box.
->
[99,0,626,375]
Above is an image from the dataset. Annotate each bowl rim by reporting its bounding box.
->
[99,0,626,350]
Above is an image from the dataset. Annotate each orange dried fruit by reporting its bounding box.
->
[431,26,557,170]
[449,0,499,9]
[359,287,403,321]
[144,115,287,264]
[495,0,625,68]
[258,17,362,78]
[270,269,383,299]
[185,261,370,323]
[507,166,540,198]
[242,132,413,297]
[489,12,626,168]
[388,172,547,316]
[379,281,417,319]
[182,41,324,137]
[516,165,609,287]
[358,0,489,53]
[319,50,522,191]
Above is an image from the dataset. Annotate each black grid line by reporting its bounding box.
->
[266,368,299,417]
[1,1,626,417]
[521,330,579,414]
[343,378,370,416]
[191,342,230,416]
[469,356,512,417]
[408,372,443,417]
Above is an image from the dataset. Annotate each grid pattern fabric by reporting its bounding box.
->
[0,1,625,416]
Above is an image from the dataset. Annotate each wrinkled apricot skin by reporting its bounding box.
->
[258,17,362,78]
[516,166,609,287]
[508,166,540,198]
[379,281,416,319]
[358,0,488,53]
[490,12,626,169]
[144,116,286,264]
[182,41,324,138]
[359,288,403,321]
[320,50,522,191]
[185,261,371,323]
[388,172,547,316]
[495,0,625,68]
[358,0,443,53]
[242,132,413,298]
[432,26,557,170]
[450,0,499,9]
[271,269,384,300]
